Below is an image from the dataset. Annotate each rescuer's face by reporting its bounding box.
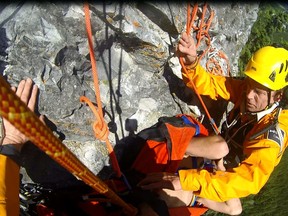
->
[245,78,272,112]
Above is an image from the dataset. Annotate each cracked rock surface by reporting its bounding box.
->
[0,2,259,184]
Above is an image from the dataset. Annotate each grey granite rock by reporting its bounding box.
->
[0,2,259,183]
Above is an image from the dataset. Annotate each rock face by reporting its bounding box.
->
[0,2,259,182]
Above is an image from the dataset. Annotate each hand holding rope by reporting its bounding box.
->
[179,2,220,134]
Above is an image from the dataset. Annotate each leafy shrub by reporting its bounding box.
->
[238,3,288,76]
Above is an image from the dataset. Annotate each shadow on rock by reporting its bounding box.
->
[163,62,228,130]
[20,142,83,189]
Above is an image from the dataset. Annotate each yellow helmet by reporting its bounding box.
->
[244,46,288,91]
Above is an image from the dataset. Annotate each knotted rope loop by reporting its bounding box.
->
[80,96,109,141]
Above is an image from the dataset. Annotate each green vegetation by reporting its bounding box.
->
[238,2,288,76]
[240,149,288,215]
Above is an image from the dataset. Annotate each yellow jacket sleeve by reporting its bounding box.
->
[181,64,244,103]
[179,140,279,202]
[0,154,20,216]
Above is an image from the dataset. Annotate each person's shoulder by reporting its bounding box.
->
[279,109,288,127]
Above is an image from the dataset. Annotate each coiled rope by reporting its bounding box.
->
[180,2,221,134]
[186,2,230,77]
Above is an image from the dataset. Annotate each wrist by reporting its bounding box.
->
[2,138,24,152]
[185,56,198,65]
[185,56,199,69]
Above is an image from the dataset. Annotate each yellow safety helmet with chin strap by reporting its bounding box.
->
[244,46,288,91]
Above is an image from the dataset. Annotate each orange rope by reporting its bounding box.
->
[189,3,215,62]
[82,2,121,178]
[187,3,230,77]
[180,2,220,134]
[0,76,137,215]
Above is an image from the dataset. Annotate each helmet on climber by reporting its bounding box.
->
[244,46,288,91]
[243,46,288,112]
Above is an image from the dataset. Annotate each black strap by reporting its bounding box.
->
[137,115,194,141]
[137,123,166,141]
[0,144,21,166]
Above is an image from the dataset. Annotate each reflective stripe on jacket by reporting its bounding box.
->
[0,154,20,216]
[179,64,288,202]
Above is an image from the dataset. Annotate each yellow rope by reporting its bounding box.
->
[0,76,137,215]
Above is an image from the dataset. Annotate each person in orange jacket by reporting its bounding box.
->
[139,32,288,214]
[0,78,43,216]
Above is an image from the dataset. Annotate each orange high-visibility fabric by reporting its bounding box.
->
[131,114,208,174]
[179,64,288,202]
[181,64,244,102]
[0,154,20,216]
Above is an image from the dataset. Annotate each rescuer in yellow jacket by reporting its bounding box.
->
[179,53,288,201]
[139,32,288,209]
[0,78,40,216]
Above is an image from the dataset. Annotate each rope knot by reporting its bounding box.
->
[80,96,109,141]
[93,119,109,141]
